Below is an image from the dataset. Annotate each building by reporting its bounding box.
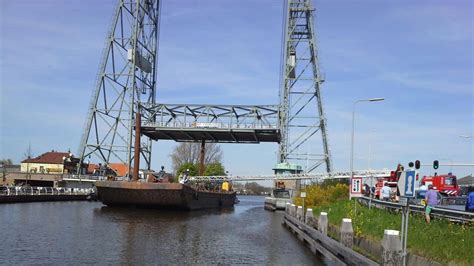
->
[21,150,78,174]
[458,175,473,186]
[85,163,129,177]
[272,162,303,191]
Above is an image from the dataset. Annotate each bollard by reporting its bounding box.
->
[297,206,303,221]
[305,208,315,227]
[382,229,403,266]
[285,202,291,214]
[318,212,328,236]
[340,218,354,248]
[290,204,296,217]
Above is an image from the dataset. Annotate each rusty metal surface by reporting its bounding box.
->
[0,194,88,203]
[96,181,236,210]
[96,181,183,190]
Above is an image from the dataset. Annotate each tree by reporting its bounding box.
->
[176,162,198,177]
[0,159,13,166]
[170,142,223,173]
[204,162,225,176]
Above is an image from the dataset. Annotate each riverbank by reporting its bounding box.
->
[312,199,473,265]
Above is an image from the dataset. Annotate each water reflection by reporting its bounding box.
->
[0,196,321,264]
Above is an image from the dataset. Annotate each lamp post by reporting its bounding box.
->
[350,98,384,199]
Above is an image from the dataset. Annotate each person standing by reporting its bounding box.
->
[465,187,474,212]
[381,183,391,201]
[419,181,427,191]
[425,184,438,223]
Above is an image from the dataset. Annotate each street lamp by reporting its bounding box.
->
[459,135,473,139]
[350,98,385,199]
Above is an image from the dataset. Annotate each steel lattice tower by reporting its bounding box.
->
[78,0,161,175]
[279,0,332,173]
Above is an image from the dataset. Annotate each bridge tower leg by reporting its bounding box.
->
[77,0,162,177]
[279,0,332,173]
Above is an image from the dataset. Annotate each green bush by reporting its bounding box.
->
[293,182,349,208]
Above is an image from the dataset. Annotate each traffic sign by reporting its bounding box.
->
[300,192,306,198]
[404,170,416,197]
[397,170,416,198]
[350,177,363,198]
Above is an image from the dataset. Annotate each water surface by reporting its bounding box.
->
[0,196,322,264]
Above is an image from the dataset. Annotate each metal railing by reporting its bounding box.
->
[143,121,278,130]
[0,186,94,196]
[190,169,392,182]
[358,196,473,223]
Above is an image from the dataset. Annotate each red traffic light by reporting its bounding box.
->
[415,160,421,169]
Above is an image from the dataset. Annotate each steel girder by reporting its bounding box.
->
[279,0,332,173]
[189,169,392,182]
[140,103,280,143]
[78,0,161,175]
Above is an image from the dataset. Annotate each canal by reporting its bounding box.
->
[0,196,323,264]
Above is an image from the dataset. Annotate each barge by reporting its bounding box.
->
[96,181,236,210]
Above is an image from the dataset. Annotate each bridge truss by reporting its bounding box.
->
[140,103,279,143]
[78,0,161,174]
[78,0,333,176]
[279,0,332,173]
[189,169,392,182]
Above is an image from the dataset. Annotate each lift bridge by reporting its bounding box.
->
[78,0,335,176]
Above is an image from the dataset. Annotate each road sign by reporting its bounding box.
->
[404,170,416,197]
[300,192,306,198]
[397,170,416,198]
[350,177,363,198]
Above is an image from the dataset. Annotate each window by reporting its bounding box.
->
[445,177,455,185]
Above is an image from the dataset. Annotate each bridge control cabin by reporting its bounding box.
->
[272,162,303,193]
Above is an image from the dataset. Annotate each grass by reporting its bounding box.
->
[312,199,474,265]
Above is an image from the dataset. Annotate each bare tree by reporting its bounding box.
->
[170,142,223,173]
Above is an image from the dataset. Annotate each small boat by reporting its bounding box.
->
[96,181,236,210]
[264,188,292,211]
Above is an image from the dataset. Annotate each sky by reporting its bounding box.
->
[0,0,473,178]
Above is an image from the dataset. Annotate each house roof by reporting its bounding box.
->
[22,151,70,164]
[109,163,129,177]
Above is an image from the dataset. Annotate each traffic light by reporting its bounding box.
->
[415,160,421,169]
[408,162,414,168]
[433,160,439,169]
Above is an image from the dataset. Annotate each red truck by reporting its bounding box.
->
[420,173,460,196]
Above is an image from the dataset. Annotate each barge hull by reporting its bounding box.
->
[96,181,236,210]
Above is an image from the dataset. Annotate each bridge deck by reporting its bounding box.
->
[141,104,281,143]
[141,125,280,143]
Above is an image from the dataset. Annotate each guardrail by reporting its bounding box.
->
[0,186,94,196]
[358,196,473,223]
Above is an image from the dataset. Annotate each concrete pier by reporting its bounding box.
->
[382,229,403,266]
[305,208,316,227]
[340,218,354,248]
[297,206,303,221]
[318,212,328,236]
